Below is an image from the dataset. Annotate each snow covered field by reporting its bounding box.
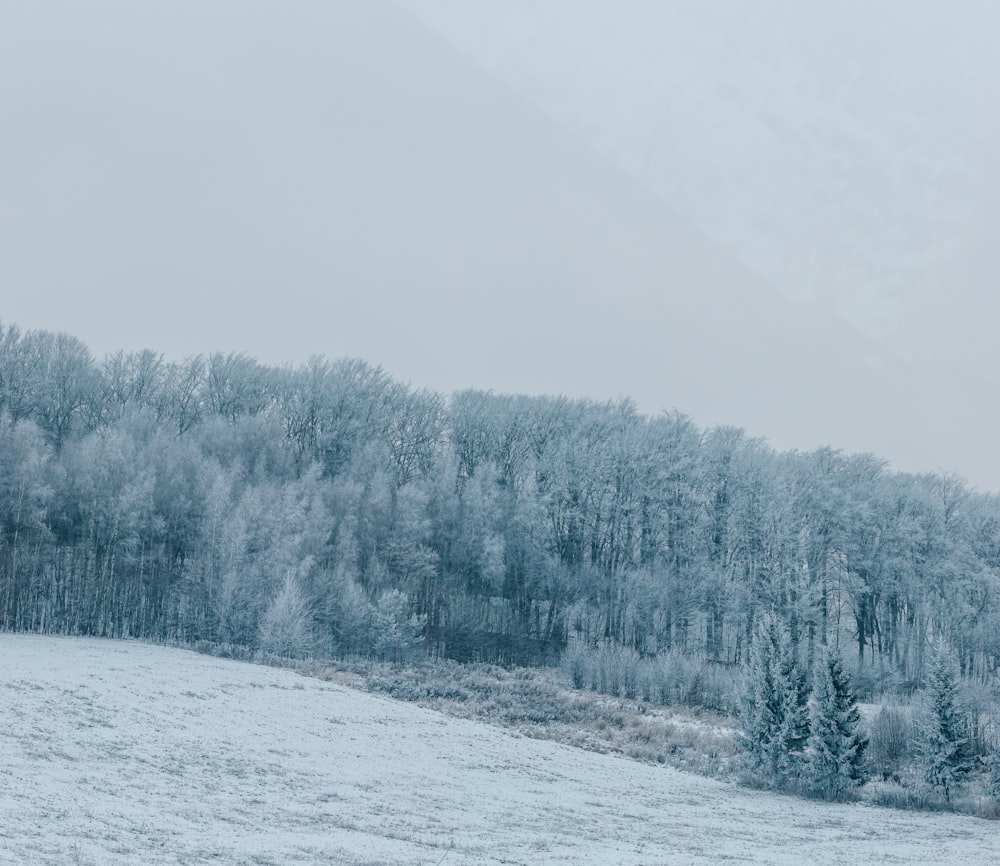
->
[0,636,995,865]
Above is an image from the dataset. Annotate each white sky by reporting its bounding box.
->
[2,1,998,488]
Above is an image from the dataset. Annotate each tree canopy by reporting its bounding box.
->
[1,322,999,688]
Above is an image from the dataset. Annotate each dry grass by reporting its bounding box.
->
[303,656,740,778]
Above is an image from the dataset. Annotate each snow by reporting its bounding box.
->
[1,636,996,864]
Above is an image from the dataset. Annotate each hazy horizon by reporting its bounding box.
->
[3,1,998,488]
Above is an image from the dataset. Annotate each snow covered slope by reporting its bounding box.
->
[1,635,997,865]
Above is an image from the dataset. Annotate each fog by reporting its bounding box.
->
[406,0,1000,343]
[2,1,998,487]
[404,0,1000,488]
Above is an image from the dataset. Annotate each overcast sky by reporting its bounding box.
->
[2,1,998,488]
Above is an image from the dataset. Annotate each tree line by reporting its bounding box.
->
[1,322,999,696]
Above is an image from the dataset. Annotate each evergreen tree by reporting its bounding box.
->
[918,645,974,803]
[776,636,811,784]
[739,613,810,787]
[805,647,868,799]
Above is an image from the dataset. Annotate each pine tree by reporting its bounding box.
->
[776,639,811,785]
[805,647,868,799]
[738,615,778,776]
[918,645,974,803]
[739,613,810,787]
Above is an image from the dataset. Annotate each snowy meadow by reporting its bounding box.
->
[1,635,996,865]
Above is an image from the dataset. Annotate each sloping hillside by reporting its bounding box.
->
[0,635,996,865]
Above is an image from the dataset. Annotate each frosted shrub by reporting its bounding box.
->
[647,651,736,712]
[867,706,912,781]
[621,648,640,699]
[648,654,675,704]
[636,657,659,703]
[561,639,594,690]
[688,662,738,714]
[562,643,643,699]
[987,751,1000,802]
[596,646,618,695]
[561,643,735,712]
[961,685,996,760]
[597,645,641,698]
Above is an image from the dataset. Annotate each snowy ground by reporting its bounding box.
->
[1,636,996,865]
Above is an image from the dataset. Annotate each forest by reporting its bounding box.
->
[1,321,999,696]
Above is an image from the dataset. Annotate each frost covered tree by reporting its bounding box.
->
[4,321,1000,692]
[738,613,810,787]
[259,574,315,658]
[805,647,868,799]
[917,645,974,802]
[987,749,1000,803]
[370,589,426,663]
